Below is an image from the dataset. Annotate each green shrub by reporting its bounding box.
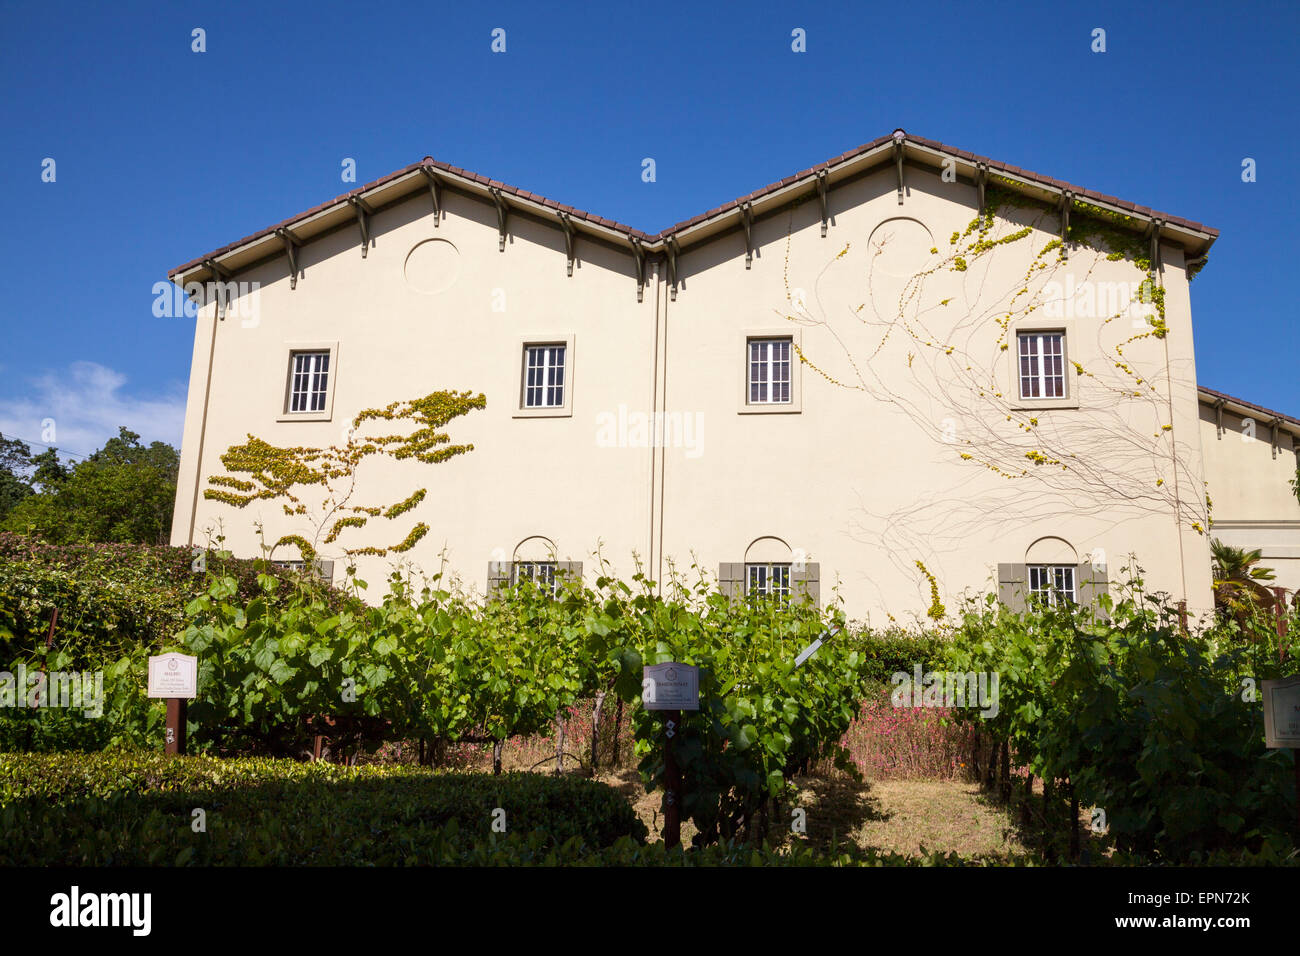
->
[0,532,354,659]
[0,753,647,864]
[0,752,1027,866]
[847,628,950,686]
[944,574,1299,862]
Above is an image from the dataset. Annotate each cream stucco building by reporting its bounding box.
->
[166,130,1297,624]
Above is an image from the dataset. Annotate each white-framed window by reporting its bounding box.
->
[1028,565,1075,605]
[269,558,333,583]
[748,338,792,405]
[513,560,558,594]
[287,350,331,413]
[746,563,791,603]
[523,345,566,409]
[1018,332,1066,400]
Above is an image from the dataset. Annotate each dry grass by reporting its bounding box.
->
[796,777,1026,857]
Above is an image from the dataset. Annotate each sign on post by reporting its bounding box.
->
[642,662,699,850]
[1262,677,1300,749]
[1262,676,1300,839]
[642,663,699,711]
[148,653,197,756]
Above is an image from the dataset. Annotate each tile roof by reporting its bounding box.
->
[1198,386,1300,430]
[169,131,1219,279]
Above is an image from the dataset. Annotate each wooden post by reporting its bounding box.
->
[1068,780,1080,859]
[1274,582,1284,650]
[554,709,566,775]
[1178,600,1189,635]
[165,698,187,755]
[591,690,606,770]
[663,710,681,848]
[1289,754,1300,837]
[611,697,624,768]
[1000,739,1011,802]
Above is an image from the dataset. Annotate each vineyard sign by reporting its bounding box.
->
[148,652,198,757]
[147,653,198,700]
[642,663,699,711]
[1262,676,1300,749]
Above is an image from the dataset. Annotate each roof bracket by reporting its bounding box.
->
[348,196,374,258]
[1214,398,1226,440]
[815,169,829,237]
[894,138,905,205]
[975,162,988,213]
[740,202,754,269]
[665,236,681,301]
[489,187,509,251]
[557,212,577,276]
[1270,417,1282,459]
[630,237,646,302]
[420,167,442,226]
[1059,190,1072,260]
[203,259,232,320]
[277,228,301,290]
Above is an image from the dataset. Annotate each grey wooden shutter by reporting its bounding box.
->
[792,563,820,607]
[556,561,582,588]
[997,563,1027,611]
[487,561,511,595]
[1075,563,1108,614]
[718,563,744,601]
[311,559,334,584]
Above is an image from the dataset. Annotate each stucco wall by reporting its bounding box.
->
[1198,403,1300,591]
[172,165,1221,621]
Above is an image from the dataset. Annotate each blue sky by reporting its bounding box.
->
[0,0,1295,457]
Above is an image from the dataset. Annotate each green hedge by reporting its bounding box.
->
[847,628,950,686]
[0,753,648,864]
[0,752,1019,866]
[0,533,355,658]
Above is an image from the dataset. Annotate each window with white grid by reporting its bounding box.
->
[1018,332,1066,399]
[513,561,558,594]
[288,350,330,413]
[746,563,791,603]
[523,345,566,408]
[748,338,792,405]
[1028,565,1075,605]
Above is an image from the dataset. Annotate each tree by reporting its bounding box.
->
[0,427,180,545]
[1210,538,1277,622]
[0,433,34,521]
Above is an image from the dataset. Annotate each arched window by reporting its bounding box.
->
[718,537,819,607]
[997,537,1107,610]
[486,536,581,596]
[1025,537,1078,605]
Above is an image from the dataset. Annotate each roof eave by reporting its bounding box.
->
[167,131,1220,287]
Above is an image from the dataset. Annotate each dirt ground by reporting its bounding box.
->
[592,768,1028,858]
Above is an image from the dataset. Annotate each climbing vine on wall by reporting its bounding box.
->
[778,178,1208,608]
[203,390,486,563]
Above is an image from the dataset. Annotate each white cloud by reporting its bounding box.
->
[0,361,187,458]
